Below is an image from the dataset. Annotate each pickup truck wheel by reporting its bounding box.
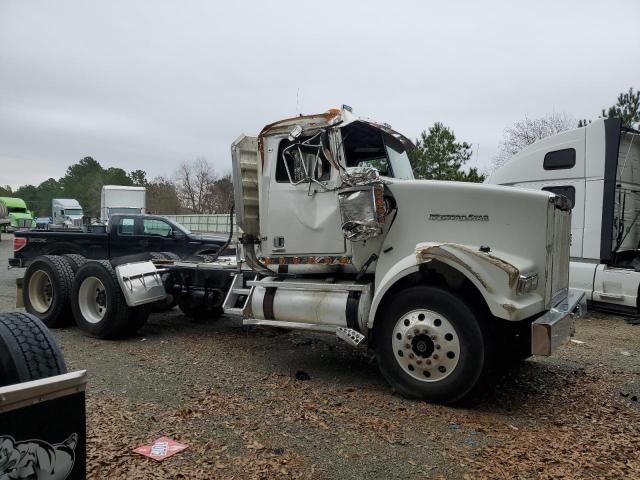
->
[23,255,74,328]
[0,312,67,387]
[71,260,138,339]
[61,254,87,274]
[375,285,487,404]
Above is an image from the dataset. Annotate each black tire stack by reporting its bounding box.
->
[0,312,67,387]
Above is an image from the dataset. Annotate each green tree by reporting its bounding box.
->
[602,87,640,126]
[409,122,484,182]
[128,170,148,186]
[147,177,182,214]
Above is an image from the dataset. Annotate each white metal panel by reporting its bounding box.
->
[592,264,640,308]
[262,135,345,255]
[582,179,604,259]
[569,260,598,302]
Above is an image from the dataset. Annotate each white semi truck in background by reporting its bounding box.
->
[52,198,84,228]
[488,117,640,316]
[20,107,584,404]
[100,185,146,222]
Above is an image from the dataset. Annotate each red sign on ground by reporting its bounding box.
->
[133,436,188,461]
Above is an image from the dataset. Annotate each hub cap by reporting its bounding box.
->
[28,270,53,313]
[392,309,460,382]
[78,276,107,324]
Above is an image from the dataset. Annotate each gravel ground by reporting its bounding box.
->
[1,235,639,479]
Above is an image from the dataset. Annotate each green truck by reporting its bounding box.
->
[0,197,35,232]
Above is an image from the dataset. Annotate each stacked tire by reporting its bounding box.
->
[0,312,67,387]
[22,255,150,339]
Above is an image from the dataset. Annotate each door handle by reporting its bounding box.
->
[272,247,285,253]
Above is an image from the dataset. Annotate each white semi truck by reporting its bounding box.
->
[100,185,146,222]
[52,198,84,228]
[488,117,640,316]
[20,107,584,403]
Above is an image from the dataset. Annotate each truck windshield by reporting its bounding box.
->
[7,207,27,213]
[64,209,83,215]
[342,122,414,179]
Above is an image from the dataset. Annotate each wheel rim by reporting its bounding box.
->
[392,309,461,382]
[28,270,53,313]
[78,276,108,324]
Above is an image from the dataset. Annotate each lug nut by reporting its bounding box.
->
[435,344,441,350]
[409,353,415,359]
[426,360,432,365]
[407,334,413,340]
[416,360,422,365]
[433,354,439,360]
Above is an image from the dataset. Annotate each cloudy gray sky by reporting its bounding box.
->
[1,0,639,188]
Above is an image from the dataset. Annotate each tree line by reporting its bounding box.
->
[0,157,233,218]
[2,86,637,216]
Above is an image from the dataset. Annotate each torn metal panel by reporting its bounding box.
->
[415,243,522,293]
[338,183,386,242]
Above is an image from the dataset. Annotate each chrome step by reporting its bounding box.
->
[223,273,256,316]
[336,327,366,347]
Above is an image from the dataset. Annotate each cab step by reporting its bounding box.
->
[223,273,255,316]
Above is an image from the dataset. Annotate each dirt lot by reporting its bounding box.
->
[2,235,639,479]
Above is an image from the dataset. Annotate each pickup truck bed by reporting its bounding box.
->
[10,214,228,267]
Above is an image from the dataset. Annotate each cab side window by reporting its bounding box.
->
[118,218,135,235]
[143,219,172,237]
[543,148,576,170]
[276,138,331,183]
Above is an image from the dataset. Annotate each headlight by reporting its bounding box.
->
[517,272,538,295]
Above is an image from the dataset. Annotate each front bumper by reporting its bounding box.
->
[531,289,586,356]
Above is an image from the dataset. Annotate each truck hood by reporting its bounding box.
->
[384,179,553,257]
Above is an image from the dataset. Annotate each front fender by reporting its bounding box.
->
[369,242,545,326]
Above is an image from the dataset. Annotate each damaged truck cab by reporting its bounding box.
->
[229,106,584,402]
[29,107,584,404]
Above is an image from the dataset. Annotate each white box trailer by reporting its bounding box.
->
[487,117,640,315]
[100,185,146,222]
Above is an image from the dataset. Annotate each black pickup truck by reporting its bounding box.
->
[10,214,229,268]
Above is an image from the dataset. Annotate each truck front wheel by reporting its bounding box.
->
[374,285,488,404]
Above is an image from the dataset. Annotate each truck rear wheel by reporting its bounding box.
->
[0,312,67,387]
[374,285,488,404]
[61,253,87,273]
[71,260,150,339]
[23,255,74,328]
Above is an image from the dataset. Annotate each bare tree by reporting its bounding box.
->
[492,112,574,171]
[175,157,217,213]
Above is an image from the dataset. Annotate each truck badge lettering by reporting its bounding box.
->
[429,214,489,222]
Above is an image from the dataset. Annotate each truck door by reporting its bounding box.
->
[141,217,178,254]
[263,135,346,256]
[109,217,145,258]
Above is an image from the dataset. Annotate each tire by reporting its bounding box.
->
[23,255,74,328]
[61,253,87,274]
[178,297,223,321]
[0,312,67,387]
[374,285,489,404]
[71,260,147,339]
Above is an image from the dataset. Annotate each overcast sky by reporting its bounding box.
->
[1,0,639,188]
